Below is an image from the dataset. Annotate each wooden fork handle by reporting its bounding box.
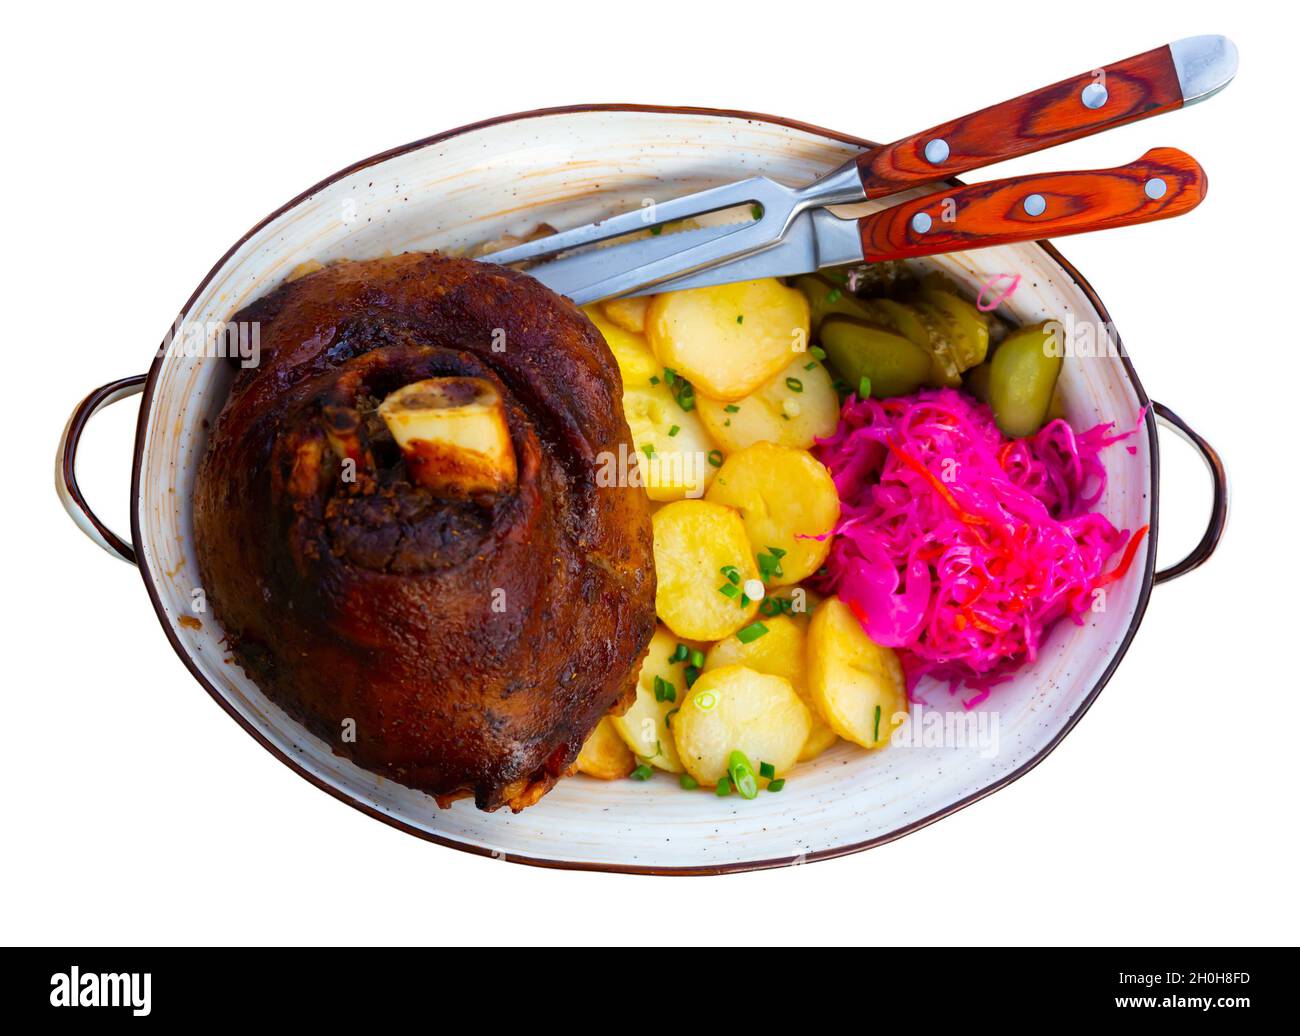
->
[857,41,1209,199]
[857,148,1206,262]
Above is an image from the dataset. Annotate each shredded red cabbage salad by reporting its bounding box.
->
[814,388,1148,706]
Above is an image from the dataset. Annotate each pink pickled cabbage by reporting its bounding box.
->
[814,388,1145,706]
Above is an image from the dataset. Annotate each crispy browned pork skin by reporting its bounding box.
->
[193,253,656,811]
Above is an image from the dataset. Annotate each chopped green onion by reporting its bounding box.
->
[649,375,660,385]
[718,582,741,599]
[642,443,655,458]
[669,643,689,663]
[716,776,733,796]
[665,707,679,728]
[707,449,724,468]
[675,385,695,412]
[736,315,744,324]
[684,665,701,688]
[630,763,653,781]
[759,761,776,780]
[858,375,872,399]
[751,204,762,220]
[663,368,677,384]
[679,773,698,790]
[873,704,882,742]
[825,288,843,303]
[727,750,759,799]
[653,675,676,703]
[805,361,816,371]
[757,547,785,583]
[767,778,786,792]
[668,424,680,437]
[810,346,826,360]
[723,404,740,414]
[689,649,706,669]
[760,598,781,617]
[736,621,768,644]
[649,225,663,236]
[720,564,741,584]
[785,377,803,393]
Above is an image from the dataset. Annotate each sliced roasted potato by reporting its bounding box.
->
[646,279,810,401]
[704,443,839,586]
[704,614,838,762]
[603,295,652,334]
[576,717,636,779]
[583,305,660,389]
[697,354,839,454]
[806,597,907,749]
[622,381,717,501]
[766,583,823,618]
[673,664,811,786]
[705,613,805,681]
[652,501,760,640]
[609,625,692,773]
[797,713,840,760]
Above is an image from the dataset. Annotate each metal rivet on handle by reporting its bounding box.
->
[1023,194,1047,217]
[1145,177,1168,199]
[924,138,950,164]
[1081,82,1109,109]
[911,212,933,234]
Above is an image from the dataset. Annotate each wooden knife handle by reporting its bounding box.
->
[857,148,1206,262]
[857,44,1185,199]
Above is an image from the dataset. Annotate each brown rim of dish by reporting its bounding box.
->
[127,103,1160,876]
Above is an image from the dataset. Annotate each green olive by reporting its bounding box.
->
[988,322,1063,438]
[819,316,932,398]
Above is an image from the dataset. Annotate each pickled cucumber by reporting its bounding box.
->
[988,322,1062,438]
[794,273,875,332]
[858,298,931,352]
[963,361,992,404]
[819,316,932,398]
[911,288,991,387]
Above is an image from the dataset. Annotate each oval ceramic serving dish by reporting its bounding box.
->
[57,106,1226,874]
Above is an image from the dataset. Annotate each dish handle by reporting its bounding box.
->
[53,382,1228,581]
[1151,401,1228,584]
[56,374,147,565]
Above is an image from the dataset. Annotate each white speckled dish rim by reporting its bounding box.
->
[130,106,1156,874]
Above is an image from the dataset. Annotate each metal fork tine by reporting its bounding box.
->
[480,178,771,266]
[563,219,779,306]
[523,222,749,300]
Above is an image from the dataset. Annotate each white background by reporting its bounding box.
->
[5,0,1296,946]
